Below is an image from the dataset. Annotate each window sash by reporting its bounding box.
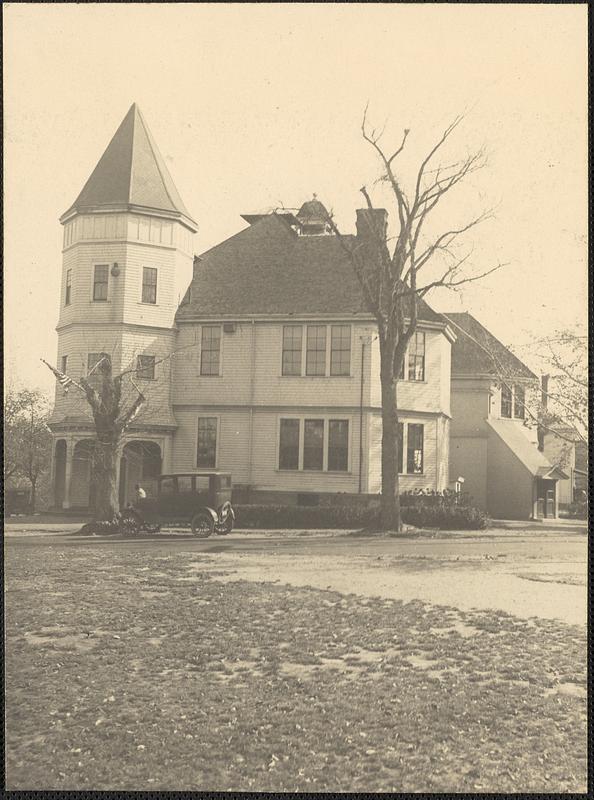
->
[200,325,221,376]
[279,419,300,470]
[408,331,425,381]
[65,270,72,306]
[513,385,525,419]
[136,355,156,380]
[282,326,302,376]
[330,325,351,376]
[407,424,424,474]
[303,419,324,470]
[93,265,108,301]
[328,420,349,471]
[306,325,327,376]
[142,267,158,304]
[196,417,217,468]
[501,385,512,418]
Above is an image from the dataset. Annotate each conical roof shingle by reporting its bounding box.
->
[61,103,196,230]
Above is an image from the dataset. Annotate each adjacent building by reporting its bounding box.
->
[444,313,567,519]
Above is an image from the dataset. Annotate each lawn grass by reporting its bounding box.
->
[5,543,587,792]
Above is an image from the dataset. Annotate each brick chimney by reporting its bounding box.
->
[356,208,388,243]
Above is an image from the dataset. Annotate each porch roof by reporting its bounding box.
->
[487,418,565,479]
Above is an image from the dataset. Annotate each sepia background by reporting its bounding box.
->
[3,3,588,394]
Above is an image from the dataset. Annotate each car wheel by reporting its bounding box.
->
[218,503,234,534]
[191,511,214,538]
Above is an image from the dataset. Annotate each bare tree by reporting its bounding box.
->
[327,110,501,530]
[4,388,52,510]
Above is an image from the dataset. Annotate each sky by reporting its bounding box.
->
[4,3,588,396]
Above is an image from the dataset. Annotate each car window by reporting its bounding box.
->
[160,477,175,496]
[177,476,193,494]
[196,476,210,492]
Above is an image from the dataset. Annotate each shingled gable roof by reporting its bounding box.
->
[176,213,446,322]
[60,103,197,230]
[443,312,536,380]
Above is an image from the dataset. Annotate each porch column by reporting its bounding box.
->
[63,439,74,509]
[162,435,173,473]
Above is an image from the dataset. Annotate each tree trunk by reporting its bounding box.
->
[29,478,37,513]
[92,438,119,521]
[379,352,402,531]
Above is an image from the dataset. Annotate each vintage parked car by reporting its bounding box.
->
[126,472,235,537]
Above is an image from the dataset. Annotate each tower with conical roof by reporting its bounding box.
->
[50,104,197,510]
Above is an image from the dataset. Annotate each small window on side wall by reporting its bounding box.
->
[501,385,512,418]
[65,269,72,306]
[407,424,424,474]
[200,325,221,376]
[136,355,156,380]
[197,417,217,468]
[513,385,525,419]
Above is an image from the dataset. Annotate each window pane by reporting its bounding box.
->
[177,476,193,494]
[514,385,525,419]
[160,477,175,496]
[397,422,404,473]
[282,326,302,376]
[330,325,351,376]
[303,419,324,470]
[407,424,424,474]
[137,355,155,380]
[197,417,217,468]
[408,331,425,381]
[142,267,157,304]
[328,420,348,471]
[200,326,221,376]
[93,265,108,301]
[279,419,299,470]
[306,325,327,376]
[65,270,72,305]
[501,385,512,418]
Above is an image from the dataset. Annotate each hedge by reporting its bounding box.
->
[234,493,491,531]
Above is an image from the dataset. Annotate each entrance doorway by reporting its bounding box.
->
[118,441,162,508]
[536,479,556,519]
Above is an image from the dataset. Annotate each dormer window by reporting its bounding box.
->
[501,385,513,418]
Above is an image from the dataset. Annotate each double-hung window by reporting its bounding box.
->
[328,420,349,471]
[200,325,221,376]
[397,421,404,473]
[196,417,218,468]
[93,265,108,301]
[513,384,525,419]
[330,325,351,376]
[282,326,302,376]
[407,424,424,474]
[279,418,349,472]
[65,269,72,306]
[136,355,156,380]
[87,352,109,389]
[306,326,327,376]
[142,267,158,304]
[61,355,68,374]
[279,419,300,470]
[501,385,513,418]
[303,419,324,470]
[408,331,425,381]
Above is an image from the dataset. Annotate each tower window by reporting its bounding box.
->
[93,265,108,301]
[65,269,72,306]
[142,267,158,304]
[408,331,425,381]
[136,355,156,380]
[61,355,68,374]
